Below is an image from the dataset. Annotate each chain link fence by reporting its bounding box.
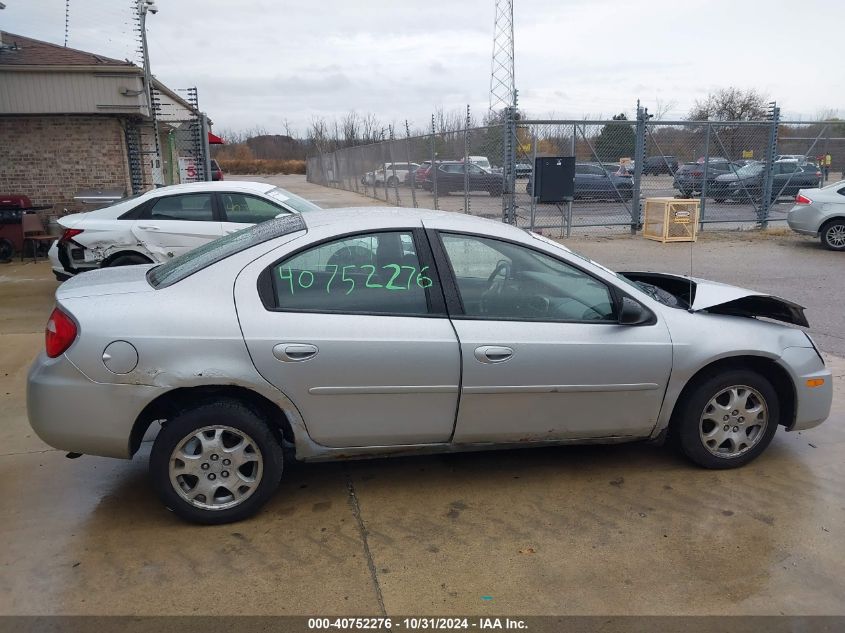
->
[308,110,843,235]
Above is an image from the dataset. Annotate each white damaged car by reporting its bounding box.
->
[48,181,321,280]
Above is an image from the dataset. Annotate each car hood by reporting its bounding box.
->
[57,264,156,299]
[621,272,808,327]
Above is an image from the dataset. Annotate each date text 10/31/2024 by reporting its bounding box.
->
[278,264,434,295]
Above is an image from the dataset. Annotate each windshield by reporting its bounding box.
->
[147,214,306,289]
[265,187,322,213]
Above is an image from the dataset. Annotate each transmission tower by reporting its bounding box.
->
[489,0,515,113]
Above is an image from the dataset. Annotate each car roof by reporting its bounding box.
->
[142,181,276,196]
[300,206,526,240]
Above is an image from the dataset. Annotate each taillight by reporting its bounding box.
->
[795,193,813,205]
[45,307,77,358]
[59,228,84,244]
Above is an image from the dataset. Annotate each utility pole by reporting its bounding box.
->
[136,0,164,186]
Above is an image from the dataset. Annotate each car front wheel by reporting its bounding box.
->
[150,400,284,524]
[674,369,779,469]
[820,219,845,251]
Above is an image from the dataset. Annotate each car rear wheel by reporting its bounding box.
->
[387,176,400,188]
[820,219,845,251]
[150,400,284,524]
[673,369,779,469]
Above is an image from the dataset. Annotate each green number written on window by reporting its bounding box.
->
[278,264,432,294]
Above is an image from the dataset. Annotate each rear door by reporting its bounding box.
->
[236,228,460,448]
[131,192,222,259]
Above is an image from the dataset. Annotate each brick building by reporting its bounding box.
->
[0,31,211,212]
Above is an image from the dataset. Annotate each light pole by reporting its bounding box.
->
[137,0,164,186]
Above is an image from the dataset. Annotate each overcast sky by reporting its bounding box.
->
[3,0,842,135]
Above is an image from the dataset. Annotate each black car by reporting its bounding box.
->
[423,161,504,196]
[526,163,633,201]
[673,159,738,197]
[642,155,679,175]
[713,161,822,203]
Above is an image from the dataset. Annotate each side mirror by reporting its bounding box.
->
[619,297,652,325]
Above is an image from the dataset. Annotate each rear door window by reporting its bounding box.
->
[269,231,433,315]
[147,194,214,221]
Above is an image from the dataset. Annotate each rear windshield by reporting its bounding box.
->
[147,214,306,289]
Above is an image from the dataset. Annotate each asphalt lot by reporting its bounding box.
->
[1,176,843,616]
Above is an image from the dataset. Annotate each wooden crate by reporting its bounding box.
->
[642,197,699,243]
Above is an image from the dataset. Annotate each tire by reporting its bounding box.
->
[149,399,284,524]
[0,237,12,261]
[387,176,399,188]
[108,254,151,267]
[672,369,779,469]
[820,219,845,251]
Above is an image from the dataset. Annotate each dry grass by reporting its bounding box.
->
[217,159,306,175]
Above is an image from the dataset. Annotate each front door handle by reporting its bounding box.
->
[137,225,161,231]
[474,345,513,364]
[273,343,319,362]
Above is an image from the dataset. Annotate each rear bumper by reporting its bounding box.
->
[779,347,833,432]
[787,205,825,236]
[27,352,164,458]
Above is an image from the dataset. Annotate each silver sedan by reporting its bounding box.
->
[788,181,845,250]
[28,208,833,523]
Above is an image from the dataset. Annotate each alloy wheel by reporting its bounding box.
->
[825,224,845,248]
[168,425,263,511]
[699,385,768,458]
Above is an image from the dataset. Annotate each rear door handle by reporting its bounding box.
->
[137,225,160,231]
[474,345,513,364]
[273,343,319,362]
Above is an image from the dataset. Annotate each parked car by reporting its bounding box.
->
[406,161,431,186]
[210,159,224,181]
[28,208,832,523]
[527,163,634,201]
[362,163,420,187]
[515,162,533,178]
[787,181,845,250]
[642,156,678,175]
[424,161,504,196]
[47,181,321,281]
[467,155,492,170]
[713,160,822,203]
[673,159,739,197]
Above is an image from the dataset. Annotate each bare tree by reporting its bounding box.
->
[688,87,768,121]
[653,98,678,120]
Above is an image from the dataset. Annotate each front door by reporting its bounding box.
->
[433,231,673,443]
[236,229,460,448]
[131,192,223,260]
